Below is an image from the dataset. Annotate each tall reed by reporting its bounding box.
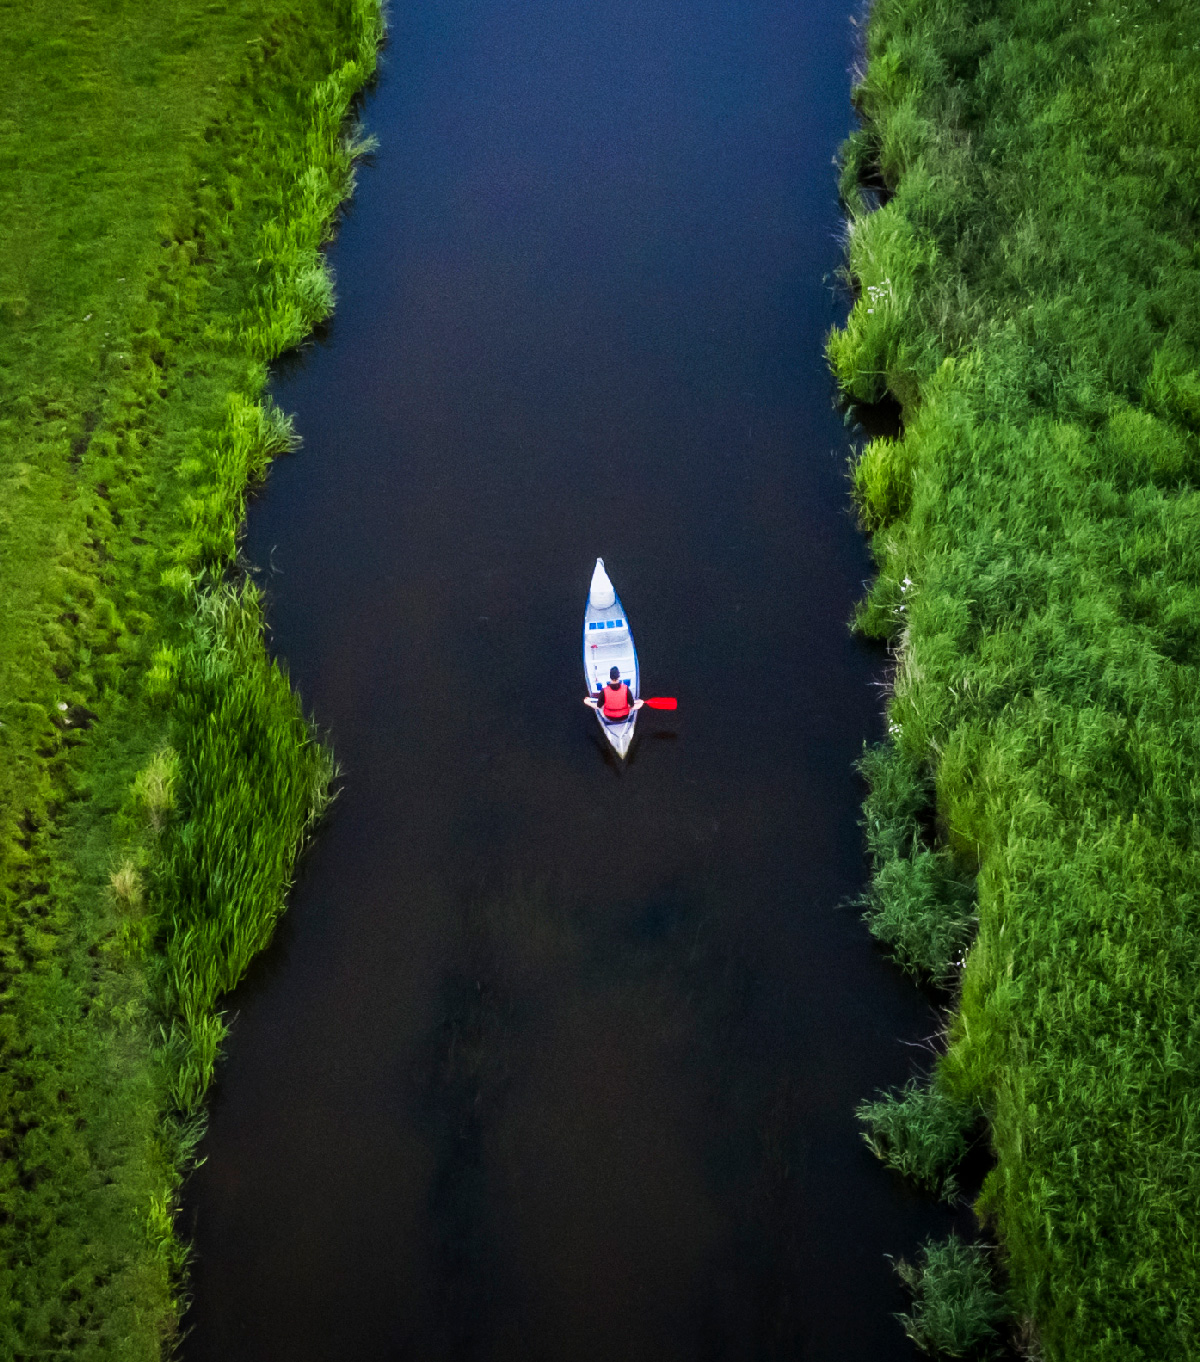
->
[857,1077,977,1201]
[161,580,336,1112]
[896,1234,1007,1358]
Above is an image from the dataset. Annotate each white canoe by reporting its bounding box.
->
[583,558,640,758]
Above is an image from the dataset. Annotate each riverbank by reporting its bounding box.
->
[0,3,380,1353]
[833,0,1200,1355]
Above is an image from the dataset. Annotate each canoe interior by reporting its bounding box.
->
[583,588,639,757]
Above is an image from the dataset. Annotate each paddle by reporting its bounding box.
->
[583,696,677,711]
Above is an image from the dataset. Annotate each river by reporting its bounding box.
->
[183,0,964,1356]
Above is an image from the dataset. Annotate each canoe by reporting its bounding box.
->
[583,558,640,758]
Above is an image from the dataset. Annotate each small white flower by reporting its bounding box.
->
[57,702,69,711]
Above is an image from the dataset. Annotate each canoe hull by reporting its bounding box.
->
[583,559,639,759]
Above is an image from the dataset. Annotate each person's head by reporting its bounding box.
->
[609,666,621,683]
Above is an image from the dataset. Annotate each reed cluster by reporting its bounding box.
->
[897,1235,1008,1358]
[160,581,337,1114]
[857,1077,977,1202]
[833,0,1200,1355]
[0,1,380,1353]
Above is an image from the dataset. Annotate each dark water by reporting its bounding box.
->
[183,0,965,1357]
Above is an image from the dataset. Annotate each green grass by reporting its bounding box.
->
[0,1,381,1353]
[896,1234,1009,1358]
[858,1077,978,1201]
[833,0,1200,1356]
[857,741,978,983]
[162,579,337,1114]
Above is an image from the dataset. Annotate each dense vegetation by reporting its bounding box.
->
[832,0,1200,1355]
[0,2,380,1353]
[897,1235,1009,1358]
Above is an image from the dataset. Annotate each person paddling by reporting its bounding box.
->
[585,665,644,719]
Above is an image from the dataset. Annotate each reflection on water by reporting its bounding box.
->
[182,0,969,1355]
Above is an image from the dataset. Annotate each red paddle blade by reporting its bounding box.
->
[642,697,677,710]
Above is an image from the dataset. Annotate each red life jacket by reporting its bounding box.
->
[602,681,630,718]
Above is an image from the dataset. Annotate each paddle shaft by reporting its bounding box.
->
[583,697,676,710]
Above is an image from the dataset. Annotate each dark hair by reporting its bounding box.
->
[609,666,620,680]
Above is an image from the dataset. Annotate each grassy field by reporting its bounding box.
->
[832,0,1200,1355]
[0,1,379,1353]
